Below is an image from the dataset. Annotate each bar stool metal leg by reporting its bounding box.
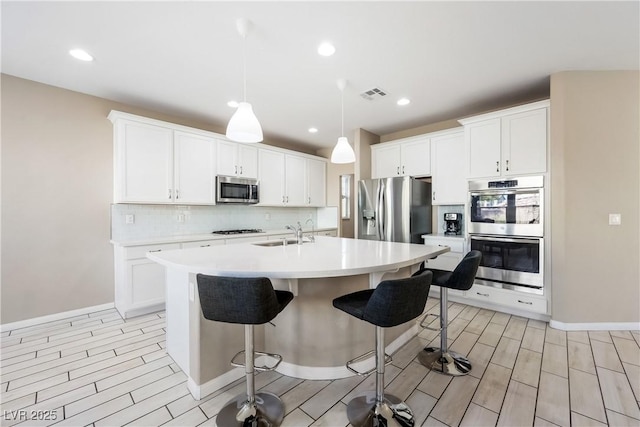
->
[418,287,472,376]
[217,325,285,426]
[346,326,416,427]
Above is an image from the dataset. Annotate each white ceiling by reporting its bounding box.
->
[2,1,638,151]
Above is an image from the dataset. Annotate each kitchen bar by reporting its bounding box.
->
[147,236,449,399]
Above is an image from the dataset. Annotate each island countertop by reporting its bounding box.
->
[147,235,450,279]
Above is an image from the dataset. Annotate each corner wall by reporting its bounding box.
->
[550,71,639,324]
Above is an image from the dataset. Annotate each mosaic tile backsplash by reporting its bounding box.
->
[111,204,323,241]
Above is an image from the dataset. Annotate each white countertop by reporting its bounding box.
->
[422,233,466,240]
[147,236,450,279]
[110,227,336,247]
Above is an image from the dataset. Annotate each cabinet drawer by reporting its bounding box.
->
[422,236,465,253]
[181,240,224,249]
[125,243,181,260]
[467,284,547,314]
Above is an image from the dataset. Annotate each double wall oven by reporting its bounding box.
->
[468,176,544,294]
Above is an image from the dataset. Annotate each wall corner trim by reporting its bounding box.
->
[549,319,640,331]
[1,303,116,332]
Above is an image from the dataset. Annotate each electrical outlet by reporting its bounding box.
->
[265,213,271,220]
[177,214,185,223]
[125,214,135,224]
[609,213,621,225]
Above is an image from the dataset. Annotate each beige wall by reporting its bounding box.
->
[0,74,313,324]
[550,71,639,323]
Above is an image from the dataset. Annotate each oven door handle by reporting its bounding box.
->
[471,235,541,245]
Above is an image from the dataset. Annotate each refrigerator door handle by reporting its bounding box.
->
[377,181,384,240]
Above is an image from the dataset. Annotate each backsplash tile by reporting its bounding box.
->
[111,204,320,240]
[435,205,465,235]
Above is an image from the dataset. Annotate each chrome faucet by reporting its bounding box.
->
[305,218,315,242]
[285,222,304,245]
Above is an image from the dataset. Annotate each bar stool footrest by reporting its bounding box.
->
[346,350,392,376]
[419,312,441,330]
[230,350,283,372]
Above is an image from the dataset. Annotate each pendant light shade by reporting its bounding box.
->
[331,79,356,164]
[331,136,356,163]
[226,19,263,143]
[226,102,263,143]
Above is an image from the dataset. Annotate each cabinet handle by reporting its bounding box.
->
[149,249,162,253]
[433,191,436,201]
[308,197,311,204]
[239,166,243,175]
[517,299,533,305]
[201,244,211,248]
[168,189,172,199]
[496,161,500,172]
[476,292,489,297]
[402,166,405,174]
[506,160,509,171]
[286,196,289,203]
[176,189,179,199]
[397,166,400,175]
[282,195,285,203]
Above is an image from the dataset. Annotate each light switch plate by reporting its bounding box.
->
[125,214,135,224]
[609,213,621,225]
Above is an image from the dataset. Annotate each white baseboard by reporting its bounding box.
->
[549,319,640,331]
[187,367,245,400]
[1,303,116,333]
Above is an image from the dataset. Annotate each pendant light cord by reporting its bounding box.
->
[242,33,247,102]
[341,87,345,137]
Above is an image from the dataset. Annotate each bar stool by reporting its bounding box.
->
[196,274,293,426]
[413,250,481,376]
[332,272,433,427]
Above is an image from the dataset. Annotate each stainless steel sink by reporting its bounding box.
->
[253,239,299,247]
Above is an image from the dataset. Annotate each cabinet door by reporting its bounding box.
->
[502,108,547,176]
[127,259,166,307]
[258,149,285,205]
[285,154,306,205]
[238,145,258,178]
[305,158,326,206]
[466,118,501,179]
[431,131,466,205]
[117,121,173,202]
[372,144,401,178]
[174,132,216,204]
[401,137,430,177]
[216,139,238,176]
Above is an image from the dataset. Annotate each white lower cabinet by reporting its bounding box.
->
[114,243,180,318]
[465,284,547,315]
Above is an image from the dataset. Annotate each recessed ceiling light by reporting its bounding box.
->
[397,98,411,106]
[69,49,94,62]
[317,42,336,57]
[308,127,318,133]
[227,100,239,108]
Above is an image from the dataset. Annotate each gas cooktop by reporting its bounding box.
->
[211,229,264,235]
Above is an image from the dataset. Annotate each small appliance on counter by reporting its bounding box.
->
[444,213,462,235]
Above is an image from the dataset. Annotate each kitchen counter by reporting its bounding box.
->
[110,227,336,246]
[147,236,449,399]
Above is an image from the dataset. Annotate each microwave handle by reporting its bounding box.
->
[471,235,541,245]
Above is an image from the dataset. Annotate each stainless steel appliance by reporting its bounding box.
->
[358,176,432,243]
[468,176,544,294]
[216,176,259,204]
[469,176,543,237]
[470,235,544,293]
[444,213,462,235]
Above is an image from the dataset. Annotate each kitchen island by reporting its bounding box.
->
[148,236,449,399]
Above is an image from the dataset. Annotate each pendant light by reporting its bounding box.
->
[226,18,263,143]
[331,79,356,164]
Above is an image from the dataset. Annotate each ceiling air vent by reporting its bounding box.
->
[360,87,388,101]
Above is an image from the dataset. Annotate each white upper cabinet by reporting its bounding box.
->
[305,158,326,207]
[113,119,174,203]
[371,135,430,178]
[258,148,327,207]
[174,131,216,204]
[216,139,258,179]
[430,129,466,205]
[110,112,217,204]
[460,100,549,179]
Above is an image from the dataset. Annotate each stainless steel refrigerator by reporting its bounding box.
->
[358,176,432,243]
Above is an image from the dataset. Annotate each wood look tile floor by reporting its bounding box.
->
[1,299,639,427]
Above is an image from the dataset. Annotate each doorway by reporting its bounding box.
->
[340,174,355,238]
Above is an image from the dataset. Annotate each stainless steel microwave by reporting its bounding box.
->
[216,176,259,204]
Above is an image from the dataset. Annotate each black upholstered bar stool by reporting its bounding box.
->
[413,250,481,376]
[197,274,293,427]
[332,272,433,427]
